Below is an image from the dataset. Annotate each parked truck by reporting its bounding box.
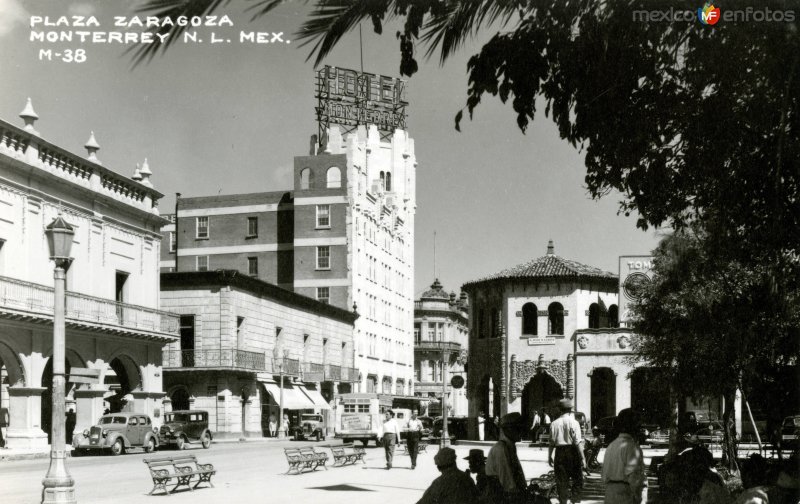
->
[334,393,393,446]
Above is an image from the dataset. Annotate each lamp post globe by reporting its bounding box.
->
[42,213,76,504]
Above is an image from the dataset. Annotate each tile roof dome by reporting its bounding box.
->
[463,240,618,289]
[421,278,449,300]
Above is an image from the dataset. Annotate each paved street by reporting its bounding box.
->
[0,440,669,504]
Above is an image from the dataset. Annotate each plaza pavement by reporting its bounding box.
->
[0,440,667,504]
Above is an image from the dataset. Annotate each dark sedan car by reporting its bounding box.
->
[592,416,654,445]
[432,416,468,442]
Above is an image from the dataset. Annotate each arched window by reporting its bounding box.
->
[608,304,619,328]
[588,303,600,329]
[326,167,341,188]
[396,380,404,396]
[382,377,392,394]
[385,172,392,191]
[477,309,485,339]
[548,302,564,335]
[379,171,385,190]
[522,302,538,335]
[367,375,377,393]
[300,168,313,190]
[491,308,498,337]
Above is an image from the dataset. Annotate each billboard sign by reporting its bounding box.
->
[315,66,408,139]
[619,255,654,326]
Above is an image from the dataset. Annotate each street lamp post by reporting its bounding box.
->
[42,214,76,504]
[273,347,286,438]
[441,344,450,448]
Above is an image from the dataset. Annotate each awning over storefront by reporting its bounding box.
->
[260,381,315,410]
[297,385,331,410]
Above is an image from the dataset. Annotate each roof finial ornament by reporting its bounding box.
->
[19,97,40,135]
[139,158,153,187]
[85,131,101,164]
[547,239,554,255]
[132,163,142,181]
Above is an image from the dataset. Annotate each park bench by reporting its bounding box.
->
[330,443,366,466]
[400,439,429,455]
[143,454,215,496]
[284,447,328,474]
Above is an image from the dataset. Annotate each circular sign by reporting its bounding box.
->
[623,272,651,300]
[450,375,465,389]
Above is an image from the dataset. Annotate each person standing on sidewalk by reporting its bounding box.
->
[407,411,423,469]
[0,406,8,448]
[485,412,528,503]
[268,413,277,437]
[548,398,586,504]
[601,408,647,504]
[383,410,401,469]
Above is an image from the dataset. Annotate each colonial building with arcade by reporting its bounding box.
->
[0,100,177,449]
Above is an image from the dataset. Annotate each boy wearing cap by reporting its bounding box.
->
[548,398,586,504]
[417,447,477,504]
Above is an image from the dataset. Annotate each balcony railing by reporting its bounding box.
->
[164,349,266,371]
[0,275,179,337]
[340,366,359,382]
[303,362,325,382]
[415,341,461,354]
[273,357,301,376]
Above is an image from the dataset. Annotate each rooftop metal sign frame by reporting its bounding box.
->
[315,66,408,142]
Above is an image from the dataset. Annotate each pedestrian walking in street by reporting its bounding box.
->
[383,410,401,469]
[417,447,477,504]
[65,408,76,444]
[530,409,542,442]
[477,412,485,441]
[268,413,277,437]
[464,448,489,500]
[601,408,647,504]
[548,398,586,504]
[407,411,423,469]
[486,412,528,504]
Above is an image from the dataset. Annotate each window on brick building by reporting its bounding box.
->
[196,256,209,272]
[326,167,341,188]
[169,232,176,252]
[247,217,258,237]
[316,246,330,269]
[317,287,330,304]
[300,168,313,190]
[247,257,258,276]
[316,205,330,228]
[196,216,209,238]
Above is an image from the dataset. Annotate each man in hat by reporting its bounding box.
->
[417,447,477,504]
[548,398,586,504]
[464,448,489,498]
[486,412,528,503]
[601,408,647,504]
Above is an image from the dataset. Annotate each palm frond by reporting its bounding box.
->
[421,0,522,64]
[296,0,394,68]
[245,0,297,22]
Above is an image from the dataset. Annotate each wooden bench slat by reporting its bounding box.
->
[144,454,216,495]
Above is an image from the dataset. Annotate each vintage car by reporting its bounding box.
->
[432,416,469,442]
[779,414,800,452]
[159,410,213,449]
[292,413,326,441]
[72,412,159,456]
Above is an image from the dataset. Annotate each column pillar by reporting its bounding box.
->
[6,386,48,449]
[73,387,108,436]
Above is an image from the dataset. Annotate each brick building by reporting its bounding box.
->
[160,270,357,439]
[159,123,416,400]
[0,100,178,448]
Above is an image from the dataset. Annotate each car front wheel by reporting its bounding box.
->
[145,437,156,453]
[175,436,186,450]
[110,439,124,456]
[201,433,211,449]
[315,431,322,442]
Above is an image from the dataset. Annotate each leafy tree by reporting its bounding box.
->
[631,228,800,467]
[133,0,800,265]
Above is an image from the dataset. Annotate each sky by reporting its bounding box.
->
[0,0,663,297]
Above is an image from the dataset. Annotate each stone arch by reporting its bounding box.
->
[326,167,341,188]
[168,385,191,411]
[105,354,142,413]
[0,340,26,387]
[521,371,565,426]
[590,367,616,423]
